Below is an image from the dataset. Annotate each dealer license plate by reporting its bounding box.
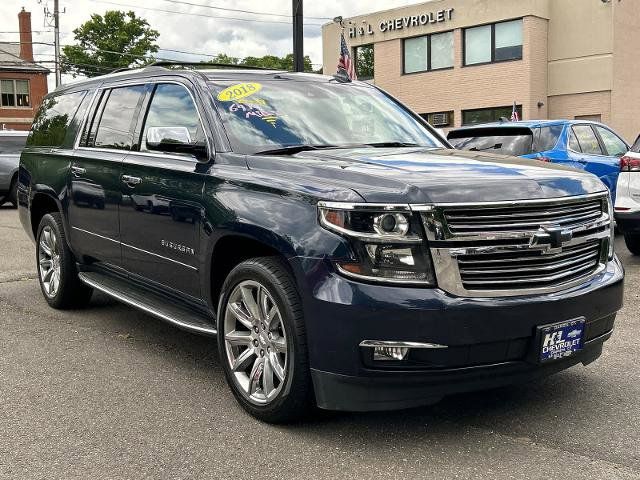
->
[539,318,585,362]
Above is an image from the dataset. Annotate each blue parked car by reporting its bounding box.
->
[447,120,629,201]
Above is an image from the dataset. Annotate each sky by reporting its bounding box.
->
[0,0,424,89]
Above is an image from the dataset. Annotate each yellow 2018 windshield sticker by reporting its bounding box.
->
[217,82,262,102]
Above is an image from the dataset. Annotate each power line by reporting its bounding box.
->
[153,0,331,20]
[91,0,324,26]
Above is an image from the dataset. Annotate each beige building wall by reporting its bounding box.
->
[322,0,637,139]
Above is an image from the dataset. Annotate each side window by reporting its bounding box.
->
[141,83,204,153]
[631,135,640,153]
[595,126,627,157]
[572,125,603,155]
[533,125,563,153]
[27,91,87,147]
[93,85,145,150]
[568,129,581,152]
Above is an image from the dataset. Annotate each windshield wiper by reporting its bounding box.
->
[364,141,420,148]
[469,143,503,152]
[255,145,340,155]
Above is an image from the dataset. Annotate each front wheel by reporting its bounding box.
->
[8,176,18,208]
[217,257,313,423]
[624,232,640,255]
[36,213,93,309]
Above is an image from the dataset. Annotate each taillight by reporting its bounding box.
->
[620,155,640,171]
[537,156,551,162]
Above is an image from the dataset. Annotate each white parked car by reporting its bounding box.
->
[614,134,640,254]
[0,129,28,208]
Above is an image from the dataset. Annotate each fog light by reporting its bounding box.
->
[373,346,409,361]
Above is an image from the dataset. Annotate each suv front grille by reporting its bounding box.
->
[418,193,613,297]
[444,199,603,235]
[457,241,601,291]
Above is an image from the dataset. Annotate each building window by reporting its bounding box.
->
[354,44,374,80]
[420,111,454,127]
[462,105,522,125]
[1,79,30,107]
[464,19,523,66]
[404,31,454,74]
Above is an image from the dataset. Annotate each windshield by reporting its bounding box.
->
[448,127,534,156]
[209,78,443,154]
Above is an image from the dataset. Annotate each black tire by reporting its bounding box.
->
[36,212,93,309]
[217,256,313,423]
[624,232,640,255]
[8,175,18,208]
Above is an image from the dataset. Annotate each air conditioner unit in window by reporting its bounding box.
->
[430,112,450,127]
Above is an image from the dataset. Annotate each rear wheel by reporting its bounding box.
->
[8,176,17,208]
[217,257,313,423]
[624,232,640,255]
[36,213,93,309]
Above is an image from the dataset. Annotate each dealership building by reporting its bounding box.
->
[321,0,640,142]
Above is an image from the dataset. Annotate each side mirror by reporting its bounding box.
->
[146,126,208,160]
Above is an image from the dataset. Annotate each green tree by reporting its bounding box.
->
[61,10,159,77]
[207,54,314,72]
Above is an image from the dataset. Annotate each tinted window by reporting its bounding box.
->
[631,135,640,153]
[595,126,627,157]
[0,135,27,154]
[572,125,603,155]
[142,83,204,151]
[533,125,563,152]
[27,91,87,147]
[449,132,533,156]
[462,105,522,125]
[93,85,145,150]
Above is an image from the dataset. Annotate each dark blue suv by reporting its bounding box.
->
[448,120,629,202]
[19,65,623,422]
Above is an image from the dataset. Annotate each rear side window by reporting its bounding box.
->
[448,128,533,156]
[572,125,603,155]
[631,135,640,153]
[595,126,627,157]
[91,85,145,150]
[533,125,563,152]
[0,135,27,154]
[27,91,87,147]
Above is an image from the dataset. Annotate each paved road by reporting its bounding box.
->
[0,206,638,480]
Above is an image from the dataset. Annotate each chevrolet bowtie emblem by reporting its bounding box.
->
[530,224,573,253]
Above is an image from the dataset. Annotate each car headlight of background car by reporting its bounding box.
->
[318,202,435,285]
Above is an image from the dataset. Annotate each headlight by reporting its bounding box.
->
[318,202,436,285]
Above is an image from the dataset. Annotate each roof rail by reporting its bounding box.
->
[147,61,274,71]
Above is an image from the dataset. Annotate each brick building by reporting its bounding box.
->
[322,0,640,142]
[0,8,49,131]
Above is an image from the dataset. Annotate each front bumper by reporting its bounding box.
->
[290,256,624,412]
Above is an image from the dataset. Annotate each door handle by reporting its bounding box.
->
[71,166,86,177]
[121,175,142,186]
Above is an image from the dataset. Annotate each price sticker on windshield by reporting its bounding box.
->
[217,82,262,102]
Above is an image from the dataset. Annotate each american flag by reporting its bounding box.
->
[337,31,357,81]
[510,101,520,121]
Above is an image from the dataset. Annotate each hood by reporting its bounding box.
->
[246,147,607,204]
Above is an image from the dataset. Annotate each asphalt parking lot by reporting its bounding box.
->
[0,205,638,480]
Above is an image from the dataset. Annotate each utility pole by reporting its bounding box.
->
[53,0,61,87]
[292,0,303,72]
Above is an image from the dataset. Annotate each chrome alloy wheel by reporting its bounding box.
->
[224,280,288,405]
[38,225,61,298]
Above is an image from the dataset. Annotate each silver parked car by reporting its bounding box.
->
[0,129,28,208]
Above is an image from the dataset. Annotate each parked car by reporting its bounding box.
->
[19,65,622,422]
[0,129,28,207]
[447,120,629,202]
[614,134,640,253]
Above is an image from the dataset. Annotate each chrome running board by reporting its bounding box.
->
[78,271,217,336]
